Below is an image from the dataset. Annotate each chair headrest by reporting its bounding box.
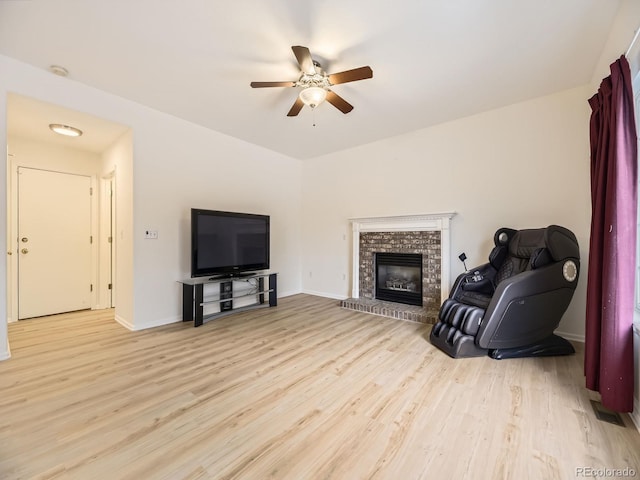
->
[544,225,580,261]
[493,225,579,261]
[493,228,517,247]
[508,228,546,259]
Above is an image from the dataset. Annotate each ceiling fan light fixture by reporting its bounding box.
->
[299,86,327,108]
[49,123,83,137]
[250,45,372,116]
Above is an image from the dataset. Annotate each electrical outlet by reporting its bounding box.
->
[145,230,158,239]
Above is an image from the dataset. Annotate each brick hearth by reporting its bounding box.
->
[341,297,439,324]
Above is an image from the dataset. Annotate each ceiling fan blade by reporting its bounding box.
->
[292,46,316,75]
[326,90,354,114]
[287,97,305,117]
[250,81,296,88]
[328,66,373,85]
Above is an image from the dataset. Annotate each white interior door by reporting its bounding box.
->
[18,167,92,319]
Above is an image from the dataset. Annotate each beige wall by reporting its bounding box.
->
[129,112,303,329]
[301,85,592,339]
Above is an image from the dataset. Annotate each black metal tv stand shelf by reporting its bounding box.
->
[179,273,277,327]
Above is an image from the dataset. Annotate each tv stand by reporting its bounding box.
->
[208,272,256,281]
[179,273,277,327]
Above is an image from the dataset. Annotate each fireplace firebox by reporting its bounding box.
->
[375,253,423,306]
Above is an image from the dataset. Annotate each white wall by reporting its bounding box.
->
[301,85,592,339]
[130,115,303,329]
[0,54,303,352]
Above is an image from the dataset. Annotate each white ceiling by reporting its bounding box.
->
[0,0,622,159]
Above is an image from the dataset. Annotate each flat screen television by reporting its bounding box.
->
[191,208,270,278]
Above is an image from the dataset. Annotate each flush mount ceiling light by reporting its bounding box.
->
[298,86,328,109]
[49,123,83,137]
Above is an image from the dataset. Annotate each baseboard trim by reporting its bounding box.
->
[120,315,182,331]
[301,290,348,301]
[114,292,306,332]
[631,398,640,433]
[135,315,182,331]
[555,330,585,343]
[115,314,135,331]
[0,346,11,361]
[278,289,302,298]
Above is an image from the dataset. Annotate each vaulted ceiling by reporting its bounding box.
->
[0,0,622,159]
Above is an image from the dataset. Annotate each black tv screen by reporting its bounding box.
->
[191,209,270,278]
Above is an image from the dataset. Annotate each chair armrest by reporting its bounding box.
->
[491,260,579,300]
[449,262,496,298]
[476,260,579,348]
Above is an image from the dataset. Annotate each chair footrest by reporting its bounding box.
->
[429,322,488,358]
[489,334,575,359]
[438,299,484,336]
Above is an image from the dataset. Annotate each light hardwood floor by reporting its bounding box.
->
[1,294,639,480]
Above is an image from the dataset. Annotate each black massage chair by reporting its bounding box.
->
[430,225,580,359]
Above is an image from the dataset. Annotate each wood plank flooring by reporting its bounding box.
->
[1,294,639,479]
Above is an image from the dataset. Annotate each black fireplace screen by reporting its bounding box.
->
[375,252,423,306]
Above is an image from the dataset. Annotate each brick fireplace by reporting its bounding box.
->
[341,213,456,324]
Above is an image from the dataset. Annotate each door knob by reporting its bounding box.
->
[21,237,28,243]
[21,248,28,254]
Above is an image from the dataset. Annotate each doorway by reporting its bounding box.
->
[6,93,131,325]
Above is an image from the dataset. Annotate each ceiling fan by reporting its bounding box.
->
[250,46,373,117]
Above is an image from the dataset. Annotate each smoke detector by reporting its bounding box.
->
[49,65,69,77]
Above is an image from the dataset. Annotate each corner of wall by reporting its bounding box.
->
[115,314,135,331]
[633,322,640,432]
[631,399,640,433]
[589,0,640,88]
[0,345,11,361]
[117,314,181,331]
[301,289,348,301]
[554,330,585,344]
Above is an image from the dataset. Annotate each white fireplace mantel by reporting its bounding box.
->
[350,212,457,304]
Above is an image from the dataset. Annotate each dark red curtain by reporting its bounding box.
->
[585,55,637,413]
